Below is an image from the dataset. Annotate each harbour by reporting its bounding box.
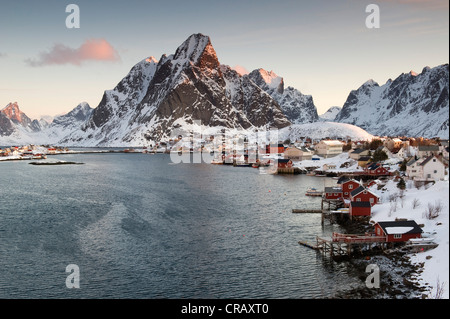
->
[0,152,363,298]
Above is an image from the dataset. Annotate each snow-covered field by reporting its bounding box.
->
[295,152,449,298]
[370,179,449,298]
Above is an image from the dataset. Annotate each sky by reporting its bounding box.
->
[0,0,448,119]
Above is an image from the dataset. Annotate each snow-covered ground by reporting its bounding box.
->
[369,179,449,299]
[295,151,449,298]
[292,152,360,172]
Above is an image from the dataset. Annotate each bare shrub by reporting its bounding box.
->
[389,201,397,217]
[423,200,443,220]
[389,193,399,202]
[428,278,446,299]
[411,198,421,209]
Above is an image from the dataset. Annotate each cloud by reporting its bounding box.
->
[231,65,249,76]
[0,52,6,58]
[25,39,120,67]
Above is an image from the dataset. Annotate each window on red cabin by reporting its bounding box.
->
[349,185,353,189]
[356,198,361,202]
[394,234,402,239]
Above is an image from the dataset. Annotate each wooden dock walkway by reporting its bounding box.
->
[298,240,320,250]
[292,209,323,214]
[313,233,389,257]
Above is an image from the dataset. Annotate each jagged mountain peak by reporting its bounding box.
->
[362,79,379,87]
[248,68,284,94]
[335,63,449,138]
[1,102,31,125]
[53,102,93,125]
[172,33,219,70]
[145,56,159,63]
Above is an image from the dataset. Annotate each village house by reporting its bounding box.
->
[349,148,370,160]
[266,143,285,155]
[374,220,422,243]
[283,147,302,160]
[315,140,343,158]
[364,162,391,176]
[406,154,446,181]
[324,187,343,200]
[275,158,293,169]
[340,178,362,199]
[299,147,314,160]
[384,138,403,151]
[417,145,439,159]
[349,201,371,218]
[322,163,336,171]
[358,156,372,168]
[350,186,380,206]
[394,146,411,159]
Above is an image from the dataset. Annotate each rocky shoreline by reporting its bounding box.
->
[331,220,430,299]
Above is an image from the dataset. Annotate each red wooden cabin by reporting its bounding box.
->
[341,179,362,199]
[349,201,371,217]
[374,220,422,243]
[350,186,380,206]
[324,187,343,200]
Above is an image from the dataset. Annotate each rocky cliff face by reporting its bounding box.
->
[0,102,40,133]
[334,64,449,138]
[247,69,319,124]
[62,33,291,146]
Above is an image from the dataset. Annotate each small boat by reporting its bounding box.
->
[305,188,323,196]
[211,159,223,165]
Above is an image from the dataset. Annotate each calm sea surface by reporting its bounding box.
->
[0,152,363,298]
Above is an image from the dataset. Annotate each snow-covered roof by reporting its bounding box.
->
[377,221,422,235]
[384,226,414,234]
[320,140,343,146]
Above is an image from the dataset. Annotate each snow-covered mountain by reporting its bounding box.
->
[0,102,42,133]
[0,102,45,144]
[247,69,319,124]
[44,102,93,143]
[334,64,449,138]
[61,33,291,146]
[279,121,373,142]
[0,102,93,145]
[319,106,341,121]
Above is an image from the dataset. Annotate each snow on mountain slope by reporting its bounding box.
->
[61,33,291,147]
[43,102,93,144]
[247,69,319,124]
[279,121,374,142]
[319,106,341,121]
[335,64,449,138]
[0,102,94,146]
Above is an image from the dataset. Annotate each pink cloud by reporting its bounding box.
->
[26,39,120,67]
[231,65,249,76]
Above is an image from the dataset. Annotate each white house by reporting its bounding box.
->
[418,145,440,159]
[315,140,343,158]
[406,155,446,181]
[349,148,370,160]
[384,138,403,151]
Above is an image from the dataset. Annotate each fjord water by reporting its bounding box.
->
[0,152,361,298]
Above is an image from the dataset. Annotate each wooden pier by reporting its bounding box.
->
[276,167,305,174]
[313,233,389,258]
[292,209,323,214]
